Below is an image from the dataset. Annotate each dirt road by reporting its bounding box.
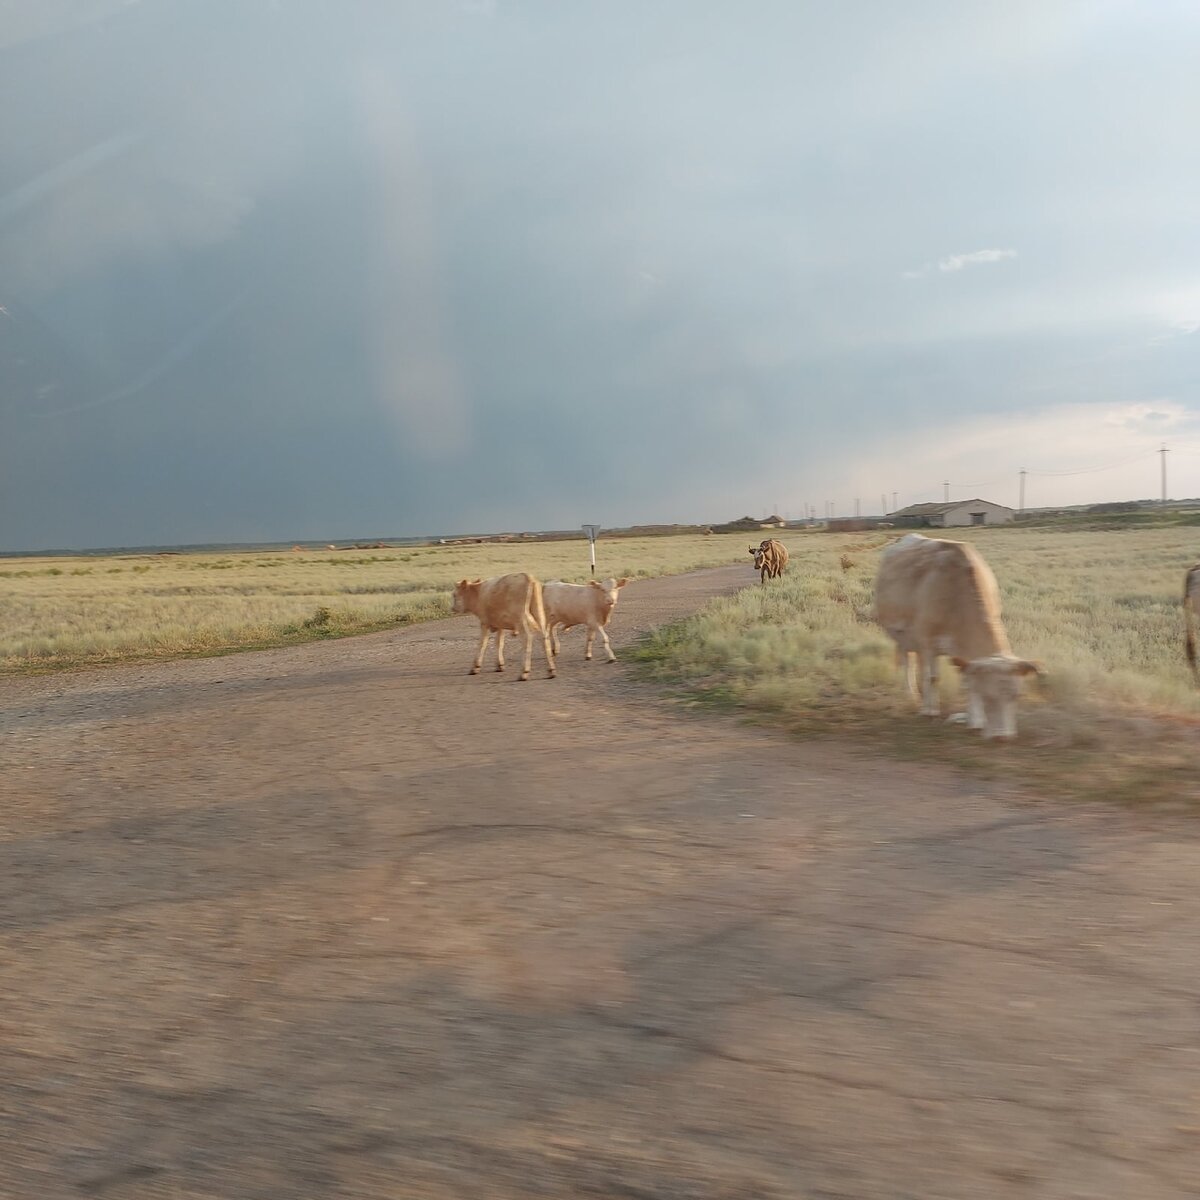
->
[3,565,1200,1198]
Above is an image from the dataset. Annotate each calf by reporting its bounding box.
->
[874,533,1043,740]
[451,572,556,681]
[543,577,629,663]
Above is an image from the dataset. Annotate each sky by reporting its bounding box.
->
[2,0,1199,549]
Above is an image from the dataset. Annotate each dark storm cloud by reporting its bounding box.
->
[2,0,1199,548]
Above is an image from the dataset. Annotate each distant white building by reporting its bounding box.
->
[891,499,1015,528]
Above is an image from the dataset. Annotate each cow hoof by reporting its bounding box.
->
[518,672,530,681]
[547,671,557,679]
[606,656,617,664]
[469,667,480,675]
[495,665,504,673]
[945,712,969,725]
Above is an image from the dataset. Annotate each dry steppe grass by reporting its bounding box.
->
[0,534,746,672]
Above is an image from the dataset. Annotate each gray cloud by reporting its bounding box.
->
[2,0,1199,549]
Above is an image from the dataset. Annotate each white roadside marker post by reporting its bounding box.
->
[582,524,600,576]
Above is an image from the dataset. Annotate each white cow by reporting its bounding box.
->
[874,533,1043,740]
[543,577,629,663]
[451,573,556,681]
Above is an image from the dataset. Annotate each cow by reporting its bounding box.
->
[450,572,556,681]
[748,538,789,585]
[543,577,629,663]
[765,539,790,580]
[874,533,1043,740]
[1184,564,1200,683]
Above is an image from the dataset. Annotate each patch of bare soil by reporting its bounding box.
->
[3,565,1200,1198]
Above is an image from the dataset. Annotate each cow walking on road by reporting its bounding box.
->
[451,573,556,681]
[543,577,629,663]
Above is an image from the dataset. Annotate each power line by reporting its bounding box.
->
[1024,449,1157,478]
[946,477,1007,490]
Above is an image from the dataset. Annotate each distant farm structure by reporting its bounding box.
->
[889,499,1015,528]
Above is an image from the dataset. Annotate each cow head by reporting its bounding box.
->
[588,576,628,616]
[951,655,1045,741]
[451,578,481,615]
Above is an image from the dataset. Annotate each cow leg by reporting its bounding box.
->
[471,628,491,675]
[522,613,554,680]
[965,681,985,730]
[550,623,560,656]
[895,647,918,703]
[513,619,533,681]
[919,652,940,716]
[494,629,506,672]
[584,626,595,661]
[597,625,616,663]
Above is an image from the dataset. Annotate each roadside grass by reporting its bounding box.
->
[0,534,747,673]
[633,527,1200,806]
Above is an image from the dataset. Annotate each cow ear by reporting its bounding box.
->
[951,656,970,671]
[455,579,468,589]
[616,577,629,588]
[588,579,604,590]
[1015,660,1044,677]
[748,546,755,554]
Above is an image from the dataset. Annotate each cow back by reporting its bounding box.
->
[876,535,1010,659]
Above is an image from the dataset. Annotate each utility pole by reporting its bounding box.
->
[943,479,950,503]
[1161,443,1169,504]
[881,493,888,516]
[1019,468,1026,513]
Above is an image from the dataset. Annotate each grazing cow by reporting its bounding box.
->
[543,577,630,663]
[874,533,1043,740]
[748,538,789,585]
[451,572,556,681]
[1185,564,1200,683]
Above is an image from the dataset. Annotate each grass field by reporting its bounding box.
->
[0,533,747,673]
[633,526,1200,803]
[8,523,1200,799]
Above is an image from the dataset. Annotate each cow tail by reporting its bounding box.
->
[528,576,548,634]
[1186,569,1199,682]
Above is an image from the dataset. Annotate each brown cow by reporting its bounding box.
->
[451,572,556,681]
[1184,563,1200,682]
[748,538,789,585]
[543,577,629,663]
[874,533,1043,739]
